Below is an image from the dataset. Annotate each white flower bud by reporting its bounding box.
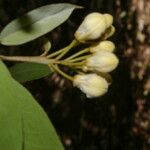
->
[73,74,108,98]
[84,51,119,73]
[102,25,115,40]
[98,72,112,84]
[75,13,113,42]
[90,40,115,53]
[103,14,113,28]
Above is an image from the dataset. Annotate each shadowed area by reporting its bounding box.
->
[0,0,149,150]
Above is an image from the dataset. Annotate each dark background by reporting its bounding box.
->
[0,0,149,150]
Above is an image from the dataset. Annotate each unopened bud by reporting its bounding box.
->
[75,13,113,42]
[98,72,112,84]
[84,51,119,73]
[90,40,115,53]
[102,25,115,40]
[41,38,51,52]
[103,14,113,28]
[73,74,108,98]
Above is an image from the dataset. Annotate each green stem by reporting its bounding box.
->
[65,48,90,61]
[68,55,90,63]
[50,64,73,81]
[47,48,66,58]
[56,39,79,60]
[0,55,54,64]
[56,60,85,67]
[47,39,78,58]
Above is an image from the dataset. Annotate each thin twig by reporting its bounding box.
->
[50,64,73,81]
[65,48,90,61]
[56,39,79,60]
[68,55,90,63]
[47,48,65,58]
[0,55,54,64]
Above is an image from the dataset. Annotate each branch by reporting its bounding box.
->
[0,55,54,64]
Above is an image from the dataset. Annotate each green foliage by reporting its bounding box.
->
[0,3,81,46]
[0,61,64,150]
[0,3,82,149]
[10,62,52,82]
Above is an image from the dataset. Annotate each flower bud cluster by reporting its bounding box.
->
[73,13,119,98]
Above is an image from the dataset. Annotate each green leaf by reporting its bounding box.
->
[0,3,81,46]
[10,62,52,82]
[0,60,64,150]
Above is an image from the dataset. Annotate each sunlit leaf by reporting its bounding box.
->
[0,61,64,150]
[0,3,81,45]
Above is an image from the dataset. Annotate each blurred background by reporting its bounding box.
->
[0,0,150,149]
